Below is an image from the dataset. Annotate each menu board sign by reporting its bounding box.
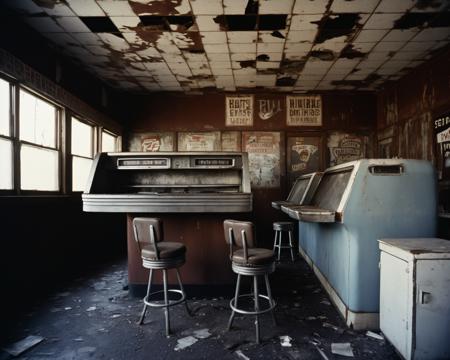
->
[286,95,322,126]
[434,112,450,180]
[178,132,221,152]
[225,95,254,126]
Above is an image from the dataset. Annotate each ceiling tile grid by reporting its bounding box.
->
[2,0,450,93]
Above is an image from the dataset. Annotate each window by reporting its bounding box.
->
[0,78,13,190]
[71,117,94,192]
[19,89,60,191]
[101,130,117,152]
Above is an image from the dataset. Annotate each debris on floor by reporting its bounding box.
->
[279,335,292,347]
[331,342,354,357]
[366,330,384,340]
[2,335,44,357]
[315,345,330,360]
[174,336,198,351]
[193,328,212,339]
[235,349,250,360]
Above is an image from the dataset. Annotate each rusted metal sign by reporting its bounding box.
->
[225,95,253,126]
[242,131,280,188]
[434,112,450,180]
[178,131,221,151]
[128,132,174,152]
[328,132,365,166]
[287,136,320,186]
[286,95,322,126]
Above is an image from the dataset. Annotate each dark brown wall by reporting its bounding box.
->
[376,46,450,239]
[126,92,377,245]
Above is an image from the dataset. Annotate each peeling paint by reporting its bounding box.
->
[239,60,256,68]
[310,49,335,61]
[340,44,365,59]
[256,54,270,61]
[128,0,189,16]
[276,77,296,86]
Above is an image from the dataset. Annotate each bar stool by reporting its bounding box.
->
[273,221,296,262]
[223,220,277,344]
[133,217,191,336]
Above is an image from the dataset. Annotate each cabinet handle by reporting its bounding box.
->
[420,290,432,304]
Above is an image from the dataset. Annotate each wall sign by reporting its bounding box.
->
[178,131,221,152]
[328,132,365,167]
[127,132,174,152]
[287,136,320,186]
[225,95,253,126]
[258,99,282,120]
[221,131,241,151]
[242,132,280,188]
[434,112,450,180]
[286,95,322,126]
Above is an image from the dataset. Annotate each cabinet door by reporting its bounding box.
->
[380,252,410,359]
[415,260,450,359]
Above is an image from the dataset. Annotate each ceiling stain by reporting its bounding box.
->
[128,0,188,16]
[312,13,362,44]
[340,44,365,59]
[280,59,307,73]
[415,0,444,10]
[310,49,336,61]
[276,77,297,86]
[239,60,256,68]
[256,54,270,61]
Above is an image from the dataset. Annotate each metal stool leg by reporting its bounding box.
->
[162,269,170,336]
[138,269,153,325]
[175,268,191,316]
[228,274,241,331]
[288,230,295,262]
[264,274,277,326]
[277,231,282,261]
[253,276,260,344]
[272,230,278,252]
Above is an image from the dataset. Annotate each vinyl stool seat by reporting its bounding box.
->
[272,221,296,262]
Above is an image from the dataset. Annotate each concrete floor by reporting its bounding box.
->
[1,256,399,360]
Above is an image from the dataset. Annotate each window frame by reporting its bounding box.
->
[101,128,118,153]
[70,114,97,192]
[18,86,62,194]
[0,73,15,194]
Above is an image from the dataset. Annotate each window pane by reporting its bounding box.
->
[19,90,56,147]
[21,144,59,191]
[102,131,116,152]
[72,117,93,157]
[0,138,13,189]
[0,78,10,136]
[72,156,92,192]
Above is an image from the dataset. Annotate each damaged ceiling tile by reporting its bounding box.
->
[257,42,284,53]
[97,1,136,17]
[203,44,229,53]
[200,31,227,44]
[110,16,141,32]
[189,0,223,15]
[259,0,294,14]
[258,30,287,43]
[363,13,404,29]
[227,31,258,44]
[354,29,389,42]
[292,0,329,15]
[290,14,322,30]
[223,0,255,15]
[331,0,380,14]
[196,15,222,31]
[229,43,256,52]
[230,53,256,61]
[286,30,317,43]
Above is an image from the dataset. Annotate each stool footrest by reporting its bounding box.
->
[230,293,276,315]
[144,289,186,308]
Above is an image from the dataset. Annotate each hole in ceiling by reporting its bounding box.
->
[239,60,256,68]
[259,15,288,30]
[245,0,259,15]
[393,13,435,29]
[280,59,306,73]
[276,77,297,86]
[430,11,450,27]
[138,16,170,30]
[340,44,365,59]
[167,15,195,30]
[312,13,361,43]
[80,17,124,37]
[225,15,257,31]
[256,54,270,61]
[415,0,444,10]
[310,49,336,61]
[271,30,285,39]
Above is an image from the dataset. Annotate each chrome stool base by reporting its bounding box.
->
[228,267,277,344]
[273,222,295,262]
[138,266,191,337]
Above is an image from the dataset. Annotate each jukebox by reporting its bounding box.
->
[282,159,437,329]
[83,152,253,293]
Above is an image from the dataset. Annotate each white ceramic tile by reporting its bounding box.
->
[200,31,227,44]
[223,0,248,14]
[227,31,258,44]
[24,16,64,32]
[331,0,379,13]
[363,13,403,30]
[372,41,405,52]
[286,30,317,43]
[204,44,229,53]
[258,30,287,43]
[55,17,91,33]
[412,28,450,42]
[190,0,223,15]
[293,0,329,14]
[196,16,222,31]
[259,0,294,14]
[229,43,257,52]
[290,14,322,30]
[354,29,389,42]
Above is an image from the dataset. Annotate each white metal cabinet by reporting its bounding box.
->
[379,238,450,360]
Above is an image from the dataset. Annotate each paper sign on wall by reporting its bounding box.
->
[286,95,322,126]
[226,95,253,126]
